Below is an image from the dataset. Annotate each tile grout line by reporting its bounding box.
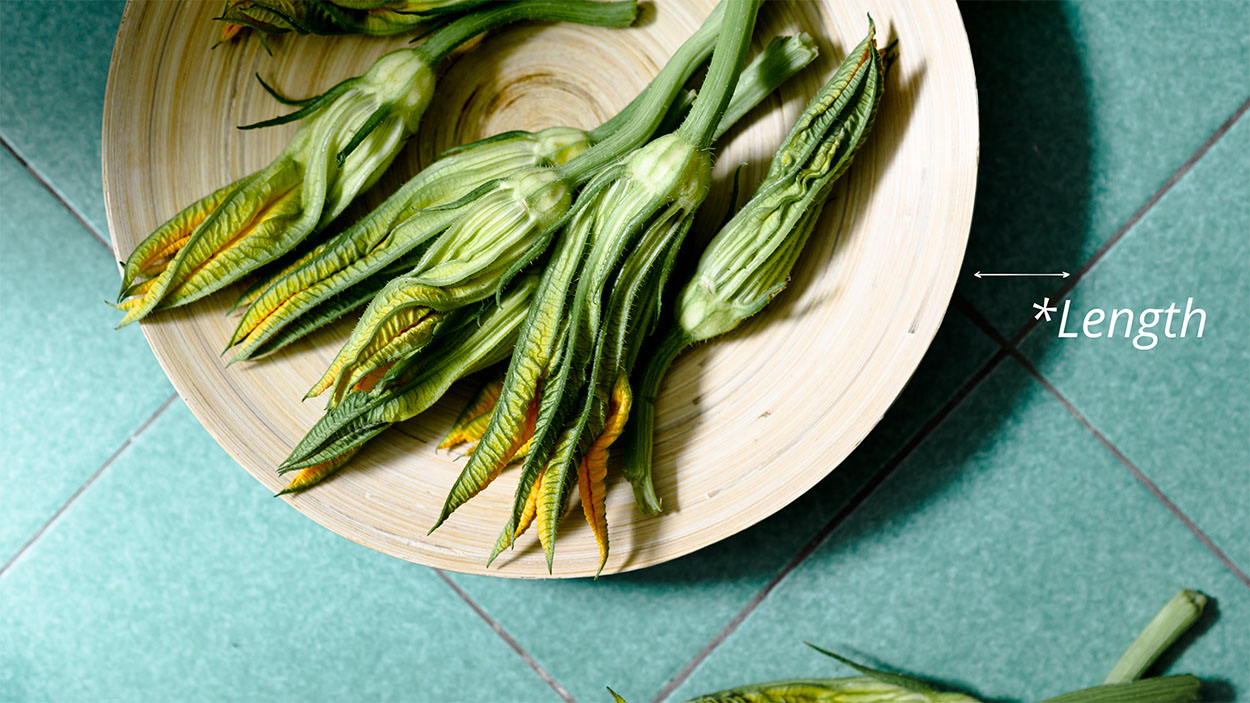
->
[433,569,577,703]
[652,94,1250,697]
[954,294,1250,589]
[0,392,179,579]
[1019,355,1250,589]
[651,345,1013,702]
[0,133,113,252]
[1004,94,1250,348]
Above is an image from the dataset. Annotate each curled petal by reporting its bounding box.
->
[433,395,539,532]
[327,307,443,406]
[117,181,240,302]
[275,450,359,495]
[441,375,506,449]
[486,466,544,566]
[578,375,631,573]
[116,159,304,327]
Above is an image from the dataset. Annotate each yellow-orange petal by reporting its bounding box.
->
[440,375,506,450]
[514,467,545,541]
[579,376,632,571]
[277,452,354,495]
[351,361,394,395]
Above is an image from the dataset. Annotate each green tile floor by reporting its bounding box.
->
[1,1,1246,701]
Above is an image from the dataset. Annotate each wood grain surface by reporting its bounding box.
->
[101,0,978,578]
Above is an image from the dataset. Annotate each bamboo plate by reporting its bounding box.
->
[102,0,977,578]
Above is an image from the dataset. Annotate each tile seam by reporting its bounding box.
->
[0,133,112,252]
[1017,353,1250,589]
[0,392,179,579]
[953,294,1250,589]
[434,569,577,703]
[651,342,1013,702]
[1004,94,1250,347]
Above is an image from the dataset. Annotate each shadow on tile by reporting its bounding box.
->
[956,1,1094,340]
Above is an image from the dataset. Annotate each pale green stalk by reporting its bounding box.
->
[1104,590,1208,684]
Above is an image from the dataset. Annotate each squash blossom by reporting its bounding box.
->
[624,21,887,515]
[225,125,595,360]
[276,273,539,492]
[434,0,765,573]
[218,0,502,42]
[114,0,638,327]
[300,28,816,412]
[683,679,979,703]
[308,166,575,407]
[647,593,1210,703]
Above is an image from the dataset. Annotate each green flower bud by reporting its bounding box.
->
[276,273,540,492]
[677,21,884,342]
[625,20,886,514]
[225,127,591,360]
[217,0,487,42]
[310,166,575,406]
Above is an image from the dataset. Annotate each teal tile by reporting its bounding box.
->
[0,0,125,234]
[1022,116,1250,570]
[957,0,1250,334]
[0,150,172,564]
[669,361,1250,702]
[447,310,998,701]
[0,402,559,703]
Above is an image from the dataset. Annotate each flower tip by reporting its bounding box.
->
[220,21,244,43]
[223,346,253,367]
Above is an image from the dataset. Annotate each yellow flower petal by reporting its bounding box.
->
[578,376,631,572]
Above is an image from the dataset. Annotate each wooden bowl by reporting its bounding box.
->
[102,0,977,578]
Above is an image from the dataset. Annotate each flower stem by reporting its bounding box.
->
[415,0,638,65]
[676,0,762,149]
[559,2,725,184]
[622,327,689,514]
[1103,589,1207,684]
[713,33,817,142]
[1041,675,1202,703]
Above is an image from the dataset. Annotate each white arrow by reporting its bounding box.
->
[974,271,1070,279]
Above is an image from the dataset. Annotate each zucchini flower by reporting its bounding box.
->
[624,21,887,515]
[218,0,500,42]
[432,0,765,572]
[276,273,539,494]
[224,125,595,362]
[667,592,1211,703]
[296,29,817,414]
[307,165,575,406]
[686,679,978,703]
[114,0,638,327]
